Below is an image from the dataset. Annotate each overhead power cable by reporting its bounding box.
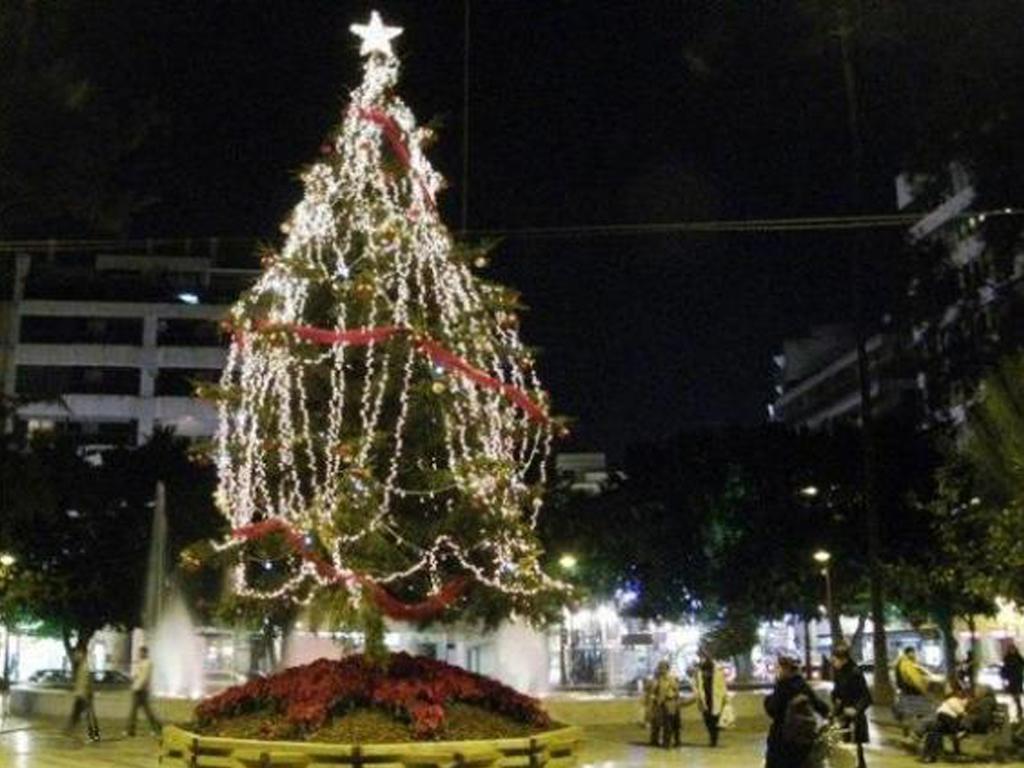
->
[0,208,1021,254]
[458,207,1024,239]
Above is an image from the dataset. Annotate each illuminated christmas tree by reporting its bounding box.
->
[209,12,564,626]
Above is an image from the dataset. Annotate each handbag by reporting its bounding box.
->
[719,700,736,729]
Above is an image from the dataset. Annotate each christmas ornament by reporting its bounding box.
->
[349,10,402,57]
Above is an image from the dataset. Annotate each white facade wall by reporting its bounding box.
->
[4,253,244,444]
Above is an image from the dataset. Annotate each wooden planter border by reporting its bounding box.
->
[160,723,584,768]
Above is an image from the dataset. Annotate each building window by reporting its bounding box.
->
[15,366,141,397]
[19,315,143,345]
[156,318,226,347]
[26,418,55,436]
[15,418,137,447]
[154,368,220,397]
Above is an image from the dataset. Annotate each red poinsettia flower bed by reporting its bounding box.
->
[194,653,551,740]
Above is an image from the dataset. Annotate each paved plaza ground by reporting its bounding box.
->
[0,717,1013,768]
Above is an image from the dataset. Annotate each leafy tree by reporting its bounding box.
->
[0,430,223,657]
[962,352,1024,604]
[0,1,160,236]
[888,452,998,681]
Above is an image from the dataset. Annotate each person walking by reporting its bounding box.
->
[1000,642,1023,721]
[831,644,871,768]
[692,646,727,747]
[764,654,830,768]
[125,646,161,737]
[65,647,100,742]
[647,660,681,748]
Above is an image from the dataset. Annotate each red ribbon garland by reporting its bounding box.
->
[355,107,437,212]
[231,518,469,620]
[359,576,471,623]
[258,322,550,425]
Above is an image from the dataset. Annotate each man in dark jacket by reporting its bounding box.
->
[1001,642,1023,721]
[764,654,830,768]
[831,644,871,768]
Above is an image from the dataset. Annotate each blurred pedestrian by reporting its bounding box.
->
[1001,642,1023,721]
[831,644,871,768]
[693,646,727,747]
[764,654,830,768]
[957,649,977,692]
[125,646,161,737]
[0,675,9,724]
[647,660,681,748]
[65,647,100,742]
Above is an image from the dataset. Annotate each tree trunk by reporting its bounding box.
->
[838,4,894,708]
[936,607,958,686]
[360,596,388,666]
[804,619,814,679]
[851,615,867,661]
[734,651,754,683]
[967,615,979,689]
[61,626,74,661]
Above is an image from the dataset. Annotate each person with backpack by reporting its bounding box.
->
[831,644,871,768]
[764,654,830,768]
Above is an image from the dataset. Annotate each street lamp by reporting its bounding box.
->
[558,554,578,572]
[800,485,820,498]
[813,550,842,660]
[0,554,14,568]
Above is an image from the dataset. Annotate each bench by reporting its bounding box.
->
[892,693,935,737]
[954,702,1014,762]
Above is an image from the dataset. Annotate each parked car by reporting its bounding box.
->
[26,668,132,689]
[977,663,1004,691]
[91,669,132,689]
[202,670,248,693]
[26,669,71,688]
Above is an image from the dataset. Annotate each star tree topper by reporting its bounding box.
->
[350,10,403,57]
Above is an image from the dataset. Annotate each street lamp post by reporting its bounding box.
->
[813,550,842,655]
[557,555,577,687]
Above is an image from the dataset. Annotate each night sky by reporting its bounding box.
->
[66,1,926,456]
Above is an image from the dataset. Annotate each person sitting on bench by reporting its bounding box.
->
[920,685,969,763]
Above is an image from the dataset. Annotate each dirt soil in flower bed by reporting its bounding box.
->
[198,702,549,743]
[192,652,557,743]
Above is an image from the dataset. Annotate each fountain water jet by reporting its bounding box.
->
[144,481,204,697]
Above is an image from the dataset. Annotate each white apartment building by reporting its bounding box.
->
[772,162,1024,431]
[1,240,258,446]
[897,162,1024,426]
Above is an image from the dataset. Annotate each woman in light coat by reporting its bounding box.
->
[692,647,728,746]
